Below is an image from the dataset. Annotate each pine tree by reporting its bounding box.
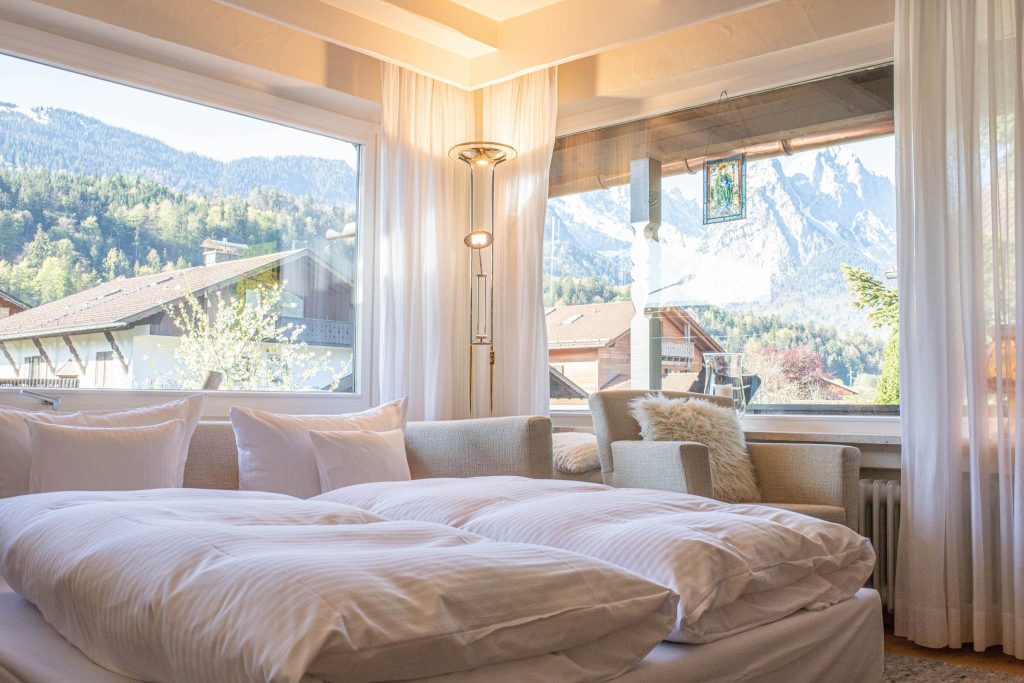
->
[842,264,899,404]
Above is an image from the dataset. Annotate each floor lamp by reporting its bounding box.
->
[449,141,516,419]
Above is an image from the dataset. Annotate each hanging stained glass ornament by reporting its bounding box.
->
[703,153,746,224]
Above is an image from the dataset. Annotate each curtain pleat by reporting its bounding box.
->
[378,64,473,421]
[484,68,558,417]
[895,0,1024,657]
[378,64,557,420]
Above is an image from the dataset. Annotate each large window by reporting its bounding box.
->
[0,54,366,396]
[545,66,898,414]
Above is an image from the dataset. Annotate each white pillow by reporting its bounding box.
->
[309,428,410,492]
[552,432,601,474]
[0,396,205,499]
[26,419,187,493]
[230,398,408,498]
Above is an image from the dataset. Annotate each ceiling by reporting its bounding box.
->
[213,0,774,89]
[447,0,563,21]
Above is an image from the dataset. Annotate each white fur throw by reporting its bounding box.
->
[629,395,760,503]
[552,432,601,474]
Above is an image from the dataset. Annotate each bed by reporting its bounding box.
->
[0,418,884,682]
[0,577,881,683]
[316,476,877,645]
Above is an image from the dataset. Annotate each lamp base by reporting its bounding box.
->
[468,343,494,419]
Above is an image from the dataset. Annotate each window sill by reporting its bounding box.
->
[0,387,373,418]
[550,408,902,471]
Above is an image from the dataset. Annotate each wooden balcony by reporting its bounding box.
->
[279,317,354,348]
[0,377,80,388]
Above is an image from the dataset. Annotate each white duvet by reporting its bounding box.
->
[316,477,876,644]
[0,489,678,683]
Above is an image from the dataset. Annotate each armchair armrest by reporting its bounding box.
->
[747,443,861,532]
[404,416,552,479]
[607,440,714,497]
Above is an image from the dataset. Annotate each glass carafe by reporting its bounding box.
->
[702,352,747,415]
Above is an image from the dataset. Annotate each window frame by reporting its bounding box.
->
[544,72,899,424]
[0,26,380,418]
[550,405,902,472]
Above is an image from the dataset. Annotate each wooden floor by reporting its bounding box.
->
[886,633,1024,675]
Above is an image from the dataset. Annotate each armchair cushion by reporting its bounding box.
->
[746,443,860,532]
[630,395,760,503]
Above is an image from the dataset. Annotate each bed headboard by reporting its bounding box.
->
[182,416,555,491]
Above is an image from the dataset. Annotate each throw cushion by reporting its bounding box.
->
[629,395,760,503]
[25,419,187,493]
[552,432,601,474]
[231,398,408,498]
[0,395,205,499]
[309,428,411,492]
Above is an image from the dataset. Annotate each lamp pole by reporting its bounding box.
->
[450,142,517,418]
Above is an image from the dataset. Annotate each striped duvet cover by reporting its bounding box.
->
[0,489,678,683]
[316,476,876,644]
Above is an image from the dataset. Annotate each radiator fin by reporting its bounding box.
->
[859,478,901,612]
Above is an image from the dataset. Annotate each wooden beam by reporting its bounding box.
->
[104,331,129,373]
[31,338,55,375]
[62,335,87,375]
[0,342,18,375]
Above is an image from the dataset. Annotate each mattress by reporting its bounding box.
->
[0,578,882,683]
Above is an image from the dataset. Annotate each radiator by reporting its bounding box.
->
[859,478,901,612]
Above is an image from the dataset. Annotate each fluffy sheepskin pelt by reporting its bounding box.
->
[629,394,760,503]
[552,431,601,473]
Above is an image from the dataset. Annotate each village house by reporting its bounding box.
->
[0,244,354,391]
[0,289,28,320]
[546,301,725,405]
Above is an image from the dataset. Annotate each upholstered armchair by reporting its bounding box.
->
[588,390,861,532]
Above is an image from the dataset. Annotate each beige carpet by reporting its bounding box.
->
[885,652,1024,681]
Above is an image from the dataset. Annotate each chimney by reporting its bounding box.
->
[201,239,247,266]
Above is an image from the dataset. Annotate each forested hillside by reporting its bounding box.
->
[0,104,358,204]
[0,104,357,307]
[689,305,885,386]
[0,165,354,306]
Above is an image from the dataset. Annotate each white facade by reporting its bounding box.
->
[0,328,353,392]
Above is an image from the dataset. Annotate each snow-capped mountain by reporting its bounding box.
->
[544,145,896,335]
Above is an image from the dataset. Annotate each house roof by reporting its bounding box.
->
[549,365,589,400]
[605,372,701,393]
[546,301,635,349]
[0,249,306,342]
[545,301,725,354]
[0,289,28,313]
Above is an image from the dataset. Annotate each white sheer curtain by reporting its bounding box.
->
[378,64,474,421]
[484,68,558,417]
[895,0,1023,658]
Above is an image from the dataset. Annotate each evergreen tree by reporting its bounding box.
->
[842,264,899,404]
[102,247,130,280]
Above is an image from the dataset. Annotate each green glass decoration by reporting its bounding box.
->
[703,154,746,224]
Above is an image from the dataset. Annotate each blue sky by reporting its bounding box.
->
[0,53,358,165]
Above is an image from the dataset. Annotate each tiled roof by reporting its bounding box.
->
[0,250,303,342]
[545,301,635,349]
[605,372,701,392]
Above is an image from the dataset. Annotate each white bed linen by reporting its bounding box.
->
[231,399,407,498]
[0,582,883,683]
[316,476,876,643]
[0,395,204,498]
[0,489,677,683]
